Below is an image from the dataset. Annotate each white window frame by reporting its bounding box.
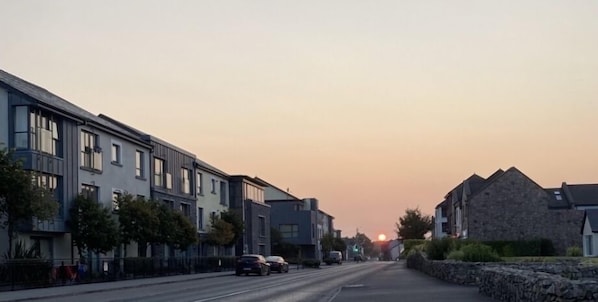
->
[111,140,122,165]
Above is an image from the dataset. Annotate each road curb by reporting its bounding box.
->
[3,272,234,302]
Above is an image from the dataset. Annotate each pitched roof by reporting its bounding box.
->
[98,114,196,158]
[563,184,598,206]
[583,209,598,233]
[544,188,571,209]
[0,69,148,146]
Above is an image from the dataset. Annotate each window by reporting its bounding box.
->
[81,131,102,171]
[154,158,165,187]
[111,142,122,165]
[220,181,227,205]
[279,224,299,238]
[14,107,61,155]
[112,190,122,211]
[197,207,204,230]
[164,200,174,209]
[81,184,98,202]
[258,244,265,256]
[211,179,217,194]
[243,183,264,202]
[259,216,266,236]
[181,168,191,194]
[135,151,144,178]
[180,203,191,217]
[586,235,593,256]
[196,172,203,195]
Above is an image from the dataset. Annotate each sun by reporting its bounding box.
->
[377,233,387,241]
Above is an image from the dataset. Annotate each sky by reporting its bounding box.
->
[2,0,598,241]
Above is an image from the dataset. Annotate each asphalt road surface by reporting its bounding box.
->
[35,262,493,302]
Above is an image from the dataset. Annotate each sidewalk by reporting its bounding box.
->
[0,271,233,302]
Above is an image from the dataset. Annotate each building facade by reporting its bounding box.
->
[229,176,270,256]
[194,158,231,256]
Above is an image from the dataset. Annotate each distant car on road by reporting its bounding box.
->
[324,251,343,265]
[236,254,271,276]
[265,256,289,273]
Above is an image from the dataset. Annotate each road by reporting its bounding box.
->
[26,262,493,302]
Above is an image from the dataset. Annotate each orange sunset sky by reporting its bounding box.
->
[2,0,597,240]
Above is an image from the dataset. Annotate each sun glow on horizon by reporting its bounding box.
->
[377,234,387,241]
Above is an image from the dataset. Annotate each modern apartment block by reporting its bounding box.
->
[99,115,198,257]
[194,158,231,256]
[260,178,335,260]
[0,69,152,260]
[229,176,271,256]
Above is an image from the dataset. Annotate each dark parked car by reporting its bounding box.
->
[265,256,289,273]
[236,254,271,276]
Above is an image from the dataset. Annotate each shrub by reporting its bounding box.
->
[482,239,555,257]
[460,243,502,262]
[446,250,465,261]
[426,237,454,260]
[566,246,583,257]
[402,239,427,256]
[302,259,320,268]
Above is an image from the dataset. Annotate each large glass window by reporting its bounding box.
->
[111,143,121,165]
[154,158,165,187]
[80,131,102,171]
[243,183,264,202]
[13,106,60,155]
[280,224,299,238]
[181,168,191,194]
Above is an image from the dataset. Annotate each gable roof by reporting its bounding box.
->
[0,69,149,147]
[583,209,598,233]
[445,173,486,203]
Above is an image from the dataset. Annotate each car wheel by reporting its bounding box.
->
[267,268,271,275]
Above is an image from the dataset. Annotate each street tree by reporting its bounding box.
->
[205,215,235,255]
[117,195,159,257]
[69,194,119,259]
[395,207,433,240]
[170,211,198,251]
[0,148,59,259]
[220,210,244,248]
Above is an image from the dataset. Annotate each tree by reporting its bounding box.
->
[205,215,235,255]
[0,148,59,259]
[69,194,119,258]
[321,233,335,255]
[220,210,244,248]
[395,207,433,240]
[117,195,159,257]
[170,211,198,251]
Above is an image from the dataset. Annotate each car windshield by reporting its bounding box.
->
[265,256,281,262]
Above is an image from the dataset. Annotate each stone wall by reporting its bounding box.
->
[467,168,584,255]
[407,252,598,301]
[479,267,598,302]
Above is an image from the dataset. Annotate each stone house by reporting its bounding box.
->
[443,167,583,255]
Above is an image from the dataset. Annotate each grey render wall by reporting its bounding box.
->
[195,166,229,233]
[0,87,8,146]
[468,168,583,255]
[78,124,151,207]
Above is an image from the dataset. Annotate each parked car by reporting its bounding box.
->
[236,254,271,276]
[324,251,343,265]
[265,256,289,273]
